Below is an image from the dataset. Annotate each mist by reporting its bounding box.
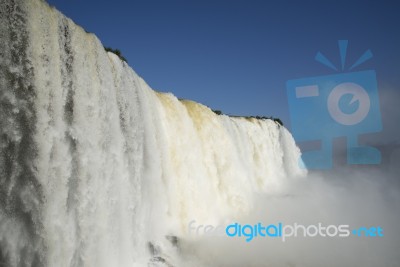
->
[178,166,400,267]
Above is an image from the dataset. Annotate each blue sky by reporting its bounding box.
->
[46,0,399,141]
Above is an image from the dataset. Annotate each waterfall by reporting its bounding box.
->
[0,0,305,266]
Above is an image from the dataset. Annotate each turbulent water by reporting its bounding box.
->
[0,0,306,266]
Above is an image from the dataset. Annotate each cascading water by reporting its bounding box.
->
[0,0,306,266]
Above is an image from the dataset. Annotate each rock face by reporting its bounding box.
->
[0,0,305,266]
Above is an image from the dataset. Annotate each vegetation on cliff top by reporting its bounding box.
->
[212,109,283,126]
[104,47,128,63]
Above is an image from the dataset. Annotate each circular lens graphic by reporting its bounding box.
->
[327,82,370,125]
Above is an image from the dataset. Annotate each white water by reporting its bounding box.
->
[0,1,307,266]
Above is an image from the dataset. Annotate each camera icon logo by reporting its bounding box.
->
[286,41,382,169]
